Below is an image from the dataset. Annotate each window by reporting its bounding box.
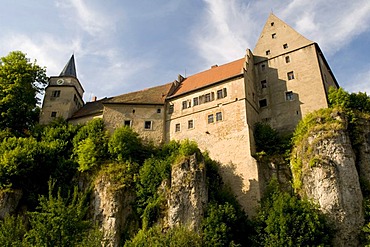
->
[193,97,199,106]
[188,120,194,129]
[182,101,188,109]
[168,105,174,114]
[285,91,294,101]
[205,93,211,102]
[199,95,205,104]
[259,99,267,108]
[157,108,161,113]
[52,90,60,97]
[285,56,290,63]
[266,50,271,55]
[261,80,267,88]
[124,120,132,127]
[272,33,276,39]
[208,114,214,124]
[217,88,227,99]
[283,43,288,49]
[175,123,180,132]
[216,112,223,121]
[287,71,295,80]
[144,121,152,130]
[261,64,266,71]
[271,22,274,26]
[51,111,57,117]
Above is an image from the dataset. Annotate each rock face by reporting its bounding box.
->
[293,112,364,247]
[168,154,208,231]
[0,189,22,220]
[92,176,135,247]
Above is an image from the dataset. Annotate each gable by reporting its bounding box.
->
[253,14,313,62]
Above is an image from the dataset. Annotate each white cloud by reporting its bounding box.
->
[55,0,115,36]
[193,0,259,65]
[279,0,370,55]
[346,68,370,93]
[194,0,370,64]
[0,33,81,75]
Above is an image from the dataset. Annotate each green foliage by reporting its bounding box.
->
[136,157,172,228]
[328,87,370,113]
[124,225,202,247]
[0,215,26,247]
[108,126,143,163]
[178,139,200,157]
[0,51,47,135]
[97,161,139,191]
[25,181,96,246]
[254,122,292,157]
[73,119,108,172]
[202,202,240,247]
[253,179,332,246]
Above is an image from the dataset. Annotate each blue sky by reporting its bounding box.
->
[1,0,370,102]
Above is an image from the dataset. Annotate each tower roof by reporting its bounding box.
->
[253,13,313,61]
[59,54,77,78]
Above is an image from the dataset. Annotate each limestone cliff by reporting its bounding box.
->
[91,174,135,247]
[291,110,368,246]
[167,153,208,232]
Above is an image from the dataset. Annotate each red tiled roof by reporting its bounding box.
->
[170,58,245,97]
[104,83,173,104]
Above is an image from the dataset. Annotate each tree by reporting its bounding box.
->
[0,51,47,134]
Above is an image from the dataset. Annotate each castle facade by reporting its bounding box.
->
[39,14,338,215]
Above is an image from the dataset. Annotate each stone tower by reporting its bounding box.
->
[253,14,338,132]
[39,55,84,124]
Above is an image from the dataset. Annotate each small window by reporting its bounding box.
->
[144,121,152,130]
[217,90,223,99]
[285,91,294,101]
[208,114,214,124]
[216,112,223,121]
[223,88,227,97]
[157,108,161,113]
[261,80,267,89]
[261,64,266,71]
[51,111,57,117]
[188,120,194,129]
[182,101,188,109]
[287,71,295,80]
[205,93,211,103]
[285,56,290,63]
[52,90,61,97]
[266,50,271,56]
[271,22,274,26]
[272,33,276,39]
[124,120,132,127]
[283,43,288,49]
[193,97,199,106]
[175,123,180,132]
[259,99,267,108]
[168,105,174,114]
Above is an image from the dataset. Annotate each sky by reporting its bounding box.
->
[0,0,370,103]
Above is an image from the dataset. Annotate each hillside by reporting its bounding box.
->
[0,88,370,246]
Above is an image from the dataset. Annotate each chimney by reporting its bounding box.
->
[92,96,97,102]
[211,64,218,69]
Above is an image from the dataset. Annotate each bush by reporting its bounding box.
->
[108,126,142,163]
[124,225,202,247]
[253,179,332,246]
[0,215,26,246]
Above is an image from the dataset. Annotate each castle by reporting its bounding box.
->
[39,14,338,215]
